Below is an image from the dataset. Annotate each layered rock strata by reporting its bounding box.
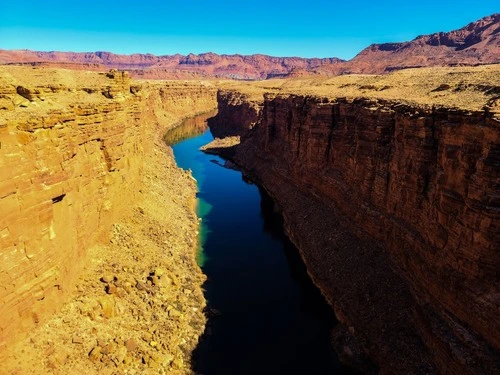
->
[207,90,500,373]
[207,90,261,138]
[1,14,498,79]
[0,66,216,373]
[0,50,342,80]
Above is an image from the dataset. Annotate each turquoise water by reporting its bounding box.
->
[168,114,347,375]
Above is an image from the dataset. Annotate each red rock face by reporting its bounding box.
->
[329,14,500,74]
[207,91,262,138]
[209,93,500,373]
[0,75,217,351]
[1,14,497,78]
[0,50,343,80]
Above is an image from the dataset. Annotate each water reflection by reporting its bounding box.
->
[164,109,217,146]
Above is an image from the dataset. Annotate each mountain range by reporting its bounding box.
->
[0,13,498,79]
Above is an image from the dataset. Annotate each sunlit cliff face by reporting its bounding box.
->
[0,67,216,357]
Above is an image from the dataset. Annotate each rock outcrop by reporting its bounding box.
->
[207,90,262,138]
[0,66,217,359]
[207,89,500,373]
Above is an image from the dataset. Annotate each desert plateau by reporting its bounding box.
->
[0,7,499,375]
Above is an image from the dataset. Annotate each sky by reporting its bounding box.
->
[0,1,498,60]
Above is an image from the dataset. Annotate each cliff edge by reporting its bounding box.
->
[0,66,216,374]
[206,65,500,374]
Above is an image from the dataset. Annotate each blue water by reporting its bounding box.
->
[168,114,347,375]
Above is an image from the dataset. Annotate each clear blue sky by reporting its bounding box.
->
[0,1,497,59]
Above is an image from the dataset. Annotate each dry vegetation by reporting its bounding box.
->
[4,64,497,114]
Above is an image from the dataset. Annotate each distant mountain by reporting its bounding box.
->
[333,13,500,74]
[0,49,343,80]
[0,14,498,79]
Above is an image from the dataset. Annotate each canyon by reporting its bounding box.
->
[1,14,498,79]
[0,62,498,374]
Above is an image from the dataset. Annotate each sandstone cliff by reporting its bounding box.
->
[207,90,262,138]
[206,77,500,373]
[328,13,500,75]
[0,66,217,373]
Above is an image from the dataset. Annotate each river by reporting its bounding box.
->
[165,112,348,375]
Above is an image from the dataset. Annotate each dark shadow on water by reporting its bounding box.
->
[259,187,335,318]
[170,113,351,375]
[191,182,349,375]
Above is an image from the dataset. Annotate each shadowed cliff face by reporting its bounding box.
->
[207,91,262,138]
[207,91,500,373]
[0,67,217,351]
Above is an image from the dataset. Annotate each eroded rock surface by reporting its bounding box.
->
[207,90,261,138]
[207,76,500,373]
[0,66,216,373]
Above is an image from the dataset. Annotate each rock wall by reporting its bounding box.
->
[0,69,216,350]
[207,90,261,138]
[209,92,500,373]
